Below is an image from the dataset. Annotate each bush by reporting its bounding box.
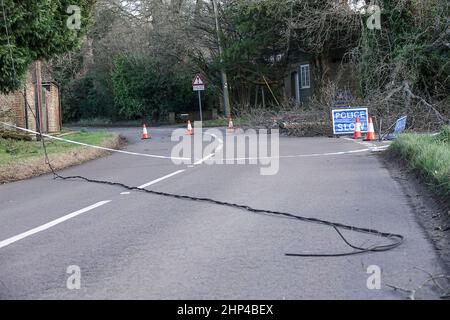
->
[111,55,211,123]
[435,126,450,144]
[390,126,450,196]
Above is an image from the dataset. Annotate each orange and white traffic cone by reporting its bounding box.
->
[364,117,376,141]
[186,120,193,135]
[141,124,150,139]
[353,117,362,139]
[227,117,235,134]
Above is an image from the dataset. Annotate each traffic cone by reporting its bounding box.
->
[364,117,376,141]
[141,124,150,139]
[186,120,193,135]
[353,117,362,139]
[227,117,235,134]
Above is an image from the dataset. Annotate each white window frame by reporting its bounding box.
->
[300,64,311,89]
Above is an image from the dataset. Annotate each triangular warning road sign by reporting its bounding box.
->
[192,75,205,86]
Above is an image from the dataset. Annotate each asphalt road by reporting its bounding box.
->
[0,126,446,299]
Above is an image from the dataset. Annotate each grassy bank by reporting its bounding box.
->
[0,131,114,165]
[389,126,450,196]
[0,130,121,183]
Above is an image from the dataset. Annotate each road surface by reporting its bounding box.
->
[0,126,446,299]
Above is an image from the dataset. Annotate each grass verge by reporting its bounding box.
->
[0,130,122,183]
[389,126,450,196]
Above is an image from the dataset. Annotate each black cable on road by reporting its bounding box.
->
[45,164,404,257]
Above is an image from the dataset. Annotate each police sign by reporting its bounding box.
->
[394,116,407,133]
[385,116,407,140]
[332,107,369,135]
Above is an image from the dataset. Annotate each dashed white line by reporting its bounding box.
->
[0,201,111,250]
[193,153,216,165]
[122,132,223,194]
[137,170,186,189]
[193,133,223,165]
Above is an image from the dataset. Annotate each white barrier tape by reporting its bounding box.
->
[217,148,371,162]
[1,122,384,163]
[0,122,190,161]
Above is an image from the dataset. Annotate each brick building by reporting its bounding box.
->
[0,61,61,133]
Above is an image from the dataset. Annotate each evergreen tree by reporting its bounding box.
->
[0,0,95,93]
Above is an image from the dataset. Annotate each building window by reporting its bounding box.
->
[300,64,310,89]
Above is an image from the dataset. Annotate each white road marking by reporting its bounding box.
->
[193,133,223,165]
[193,153,216,165]
[343,137,375,147]
[0,201,111,250]
[0,122,189,161]
[213,134,224,144]
[137,170,186,189]
[120,192,131,195]
[343,137,391,151]
[192,132,374,162]
[134,132,222,192]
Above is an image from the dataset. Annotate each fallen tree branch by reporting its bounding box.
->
[403,81,448,124]
[387,273,450,300]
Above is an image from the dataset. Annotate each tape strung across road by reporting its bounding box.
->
[1,122,387,163]
[221,148,372,162]
[202,131,387,161]
[0,122,190,161]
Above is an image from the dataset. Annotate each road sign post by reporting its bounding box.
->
[197,91,203,122]
[192,74,205,122]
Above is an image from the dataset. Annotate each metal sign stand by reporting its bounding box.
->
[192,74,205,122]
[197,91,203,122]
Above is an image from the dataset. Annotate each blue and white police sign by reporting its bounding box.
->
[394,116,407,133]
[332,107,369,135]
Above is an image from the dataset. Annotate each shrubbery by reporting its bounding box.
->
[390,126,450,196]
[61,55,218,123]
